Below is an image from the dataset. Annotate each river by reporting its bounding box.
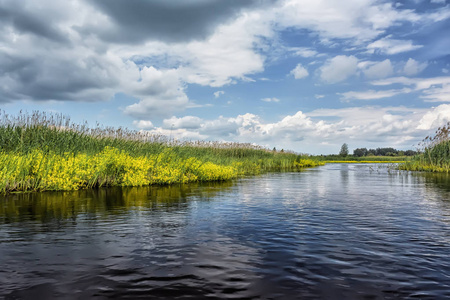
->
[1,164,450,299]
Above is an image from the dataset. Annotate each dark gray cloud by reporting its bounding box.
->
[0,5,67,43]
[0,51,117,103]
[84,0,271,43]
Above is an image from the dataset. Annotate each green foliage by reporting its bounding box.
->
[339,143,349,157]
[353,147,368,157]
[353,147,417,157]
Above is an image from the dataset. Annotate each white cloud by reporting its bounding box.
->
[133,120,154,129]
[275,0,424,43]
[116,13,268,87]
[176,11,271,87]
[290,47,318,58]
[214,91,225,98]
[123,67,189,119]
[421,83,450,102]
[430,0,446,4]
[145,127,207,141]
[362,76,450,103]
[162,116,203,129]
[372,76,417,86]
[208,114,261,137]
[290,64,309,79]
[373,76,450,91]
[402,58,428,76]
[315,94,325,99]
[261,97,280,102]
[367,36,423,54]
[307,106,417,138]
[362,59,394,79]
[186,102,213,109]
[320,55,359,83]
[123,93,189,120]
[427,5,450,21]
[417,104,450,130]
[305,105,443,148]
[340,88,412,100]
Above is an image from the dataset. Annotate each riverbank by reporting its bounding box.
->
[0,112,323,193]
[398,141,450,173]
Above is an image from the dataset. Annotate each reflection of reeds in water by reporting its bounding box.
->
[0,182,235,224]
[0,111,323,193]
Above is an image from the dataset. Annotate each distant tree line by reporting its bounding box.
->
[353,147,417,157]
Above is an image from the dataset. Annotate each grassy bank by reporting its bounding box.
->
[399,123,450,173]
[0,111,323,193]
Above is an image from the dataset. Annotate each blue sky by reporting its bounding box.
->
[1,0,449,154]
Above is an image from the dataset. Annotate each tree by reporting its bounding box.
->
[353,147,368,157]
[405,150,417,156]
[339,143,349,157]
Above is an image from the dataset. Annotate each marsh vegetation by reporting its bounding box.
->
[0,111,322,193]
[399,122,450,172]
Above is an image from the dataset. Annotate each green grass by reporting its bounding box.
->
[399,123,450,173]
[399,140,450,172]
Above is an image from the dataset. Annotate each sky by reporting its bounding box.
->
[1,0,449,154]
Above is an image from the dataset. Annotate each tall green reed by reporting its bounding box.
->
[400,122,450,172]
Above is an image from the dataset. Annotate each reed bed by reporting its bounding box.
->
[399,123,450,173]
[0,111,323,193]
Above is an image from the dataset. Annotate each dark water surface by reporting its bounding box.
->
[1,164,450,299]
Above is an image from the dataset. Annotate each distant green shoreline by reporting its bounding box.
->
[320,125,450,172]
